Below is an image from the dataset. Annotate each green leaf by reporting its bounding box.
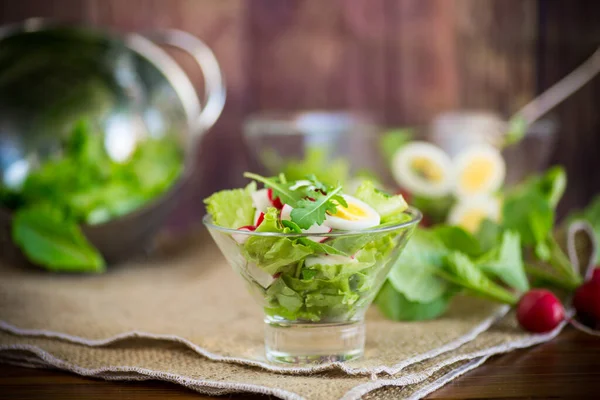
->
[12,207,105,272]
[476,219,503,254]
[243,172,301,206]
[376,281,452,321]
[354,180,408,223]
[379,128,414,164]
[517,166,566,209]
[411,194,455,224]
[281,219,348,256]
[504,115,527,146]
[279,147,350,188]
[204,182,256,229]
[265,279,304,313]
[431,225,482,257]
[243,209,314,275]
[476,231,529,292]
[502,191,554,246]
[441,252,518,305]
[290,186,343,229]
[386,229,450,303]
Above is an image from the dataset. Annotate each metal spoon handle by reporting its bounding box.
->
[515,47,600,125]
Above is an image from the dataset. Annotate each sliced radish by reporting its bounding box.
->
[267,188,284,209]
[303,224,332,243]
[245,262,276,288]
[232,225,255,244]
[251,189,271,212]
[280,204,293,221]
[305,254,357,267]
[254,211,265,226]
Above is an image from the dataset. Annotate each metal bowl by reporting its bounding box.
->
[0,19,225,266]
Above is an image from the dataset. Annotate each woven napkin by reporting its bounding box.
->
[0,223,595,399]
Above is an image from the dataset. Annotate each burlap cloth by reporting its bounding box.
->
[0,223,595,399]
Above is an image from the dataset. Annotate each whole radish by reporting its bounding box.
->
[573,271,600,323]
[517,289,565,333]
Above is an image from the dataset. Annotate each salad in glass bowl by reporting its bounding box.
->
[203,173,420,363]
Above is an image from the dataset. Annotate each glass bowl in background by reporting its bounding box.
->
[243,111,392,185]
[203,207,421,364]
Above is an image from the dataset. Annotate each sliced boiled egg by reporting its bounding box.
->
[280,204,331,242]
[251,188,271,213]
[391,142,454,198]
[324,195,380,231]
[447,196,501,234]
[453,144,505,198]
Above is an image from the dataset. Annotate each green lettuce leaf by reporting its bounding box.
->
[431,225,482,257]
[354,181,408,223]
[12,207,105,272]
[379,128,413,164]
[204,182,257,229]
[242,208,313,275]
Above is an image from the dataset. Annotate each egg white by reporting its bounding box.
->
[453,144,505,198]
[391,141,454,198]
[447,196,501,234]
[324,195,380,231]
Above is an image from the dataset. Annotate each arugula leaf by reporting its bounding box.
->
[204,182,256,229]
[12,207,105,272]
[243,172,301,206]
[280,219,347,256]
[440,252,518,305]
[354,180,408,223]
[376,281,453,321]
[386,229,450,303]
[476,231,529,292]
[290,186,344,229]
[431,225,482,257]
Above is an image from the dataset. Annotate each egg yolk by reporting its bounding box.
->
[331,203,368,221]
[458,209,487,233]
[460,157,494,194]
[410,157,444,182]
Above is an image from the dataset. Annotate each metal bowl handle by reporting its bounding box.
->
[145,29,226,136]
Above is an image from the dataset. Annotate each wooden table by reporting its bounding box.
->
[1,328,598,399]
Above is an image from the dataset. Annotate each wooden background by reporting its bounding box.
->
[0,0,598,229]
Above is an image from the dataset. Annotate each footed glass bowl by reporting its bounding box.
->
[203,207,421,364]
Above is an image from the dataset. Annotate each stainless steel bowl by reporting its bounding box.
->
[0,19,225,266]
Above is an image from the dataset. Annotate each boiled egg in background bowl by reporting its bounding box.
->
[391,142,454,198]
[447,195,501,234]
[324,194,381,231]
[453,144,506,199]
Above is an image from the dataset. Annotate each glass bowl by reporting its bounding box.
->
[203,207,421,364]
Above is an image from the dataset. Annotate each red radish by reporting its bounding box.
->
[591,267,600,282]
[517,289,565,333]
[254,211,265,227]
[573,278,600,322]
[420,215,432,228]
[267,188,284,209]
[232,226,256,244]
[303,224,332,243]
[280,204,293,221]
[251,189,271,212]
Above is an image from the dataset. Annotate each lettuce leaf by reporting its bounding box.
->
[204,182,256,229]
[354,180,408,223]
[242,208,313,275]
[376,281,452,321]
